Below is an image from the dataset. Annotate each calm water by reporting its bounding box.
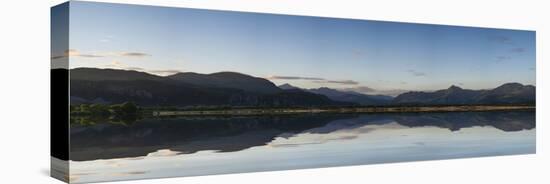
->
[68,111,535,183]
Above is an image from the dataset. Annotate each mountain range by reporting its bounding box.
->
[63,68,535,107]
[278,83,394,105]
[393,83,535,105]
[68,68,348,107]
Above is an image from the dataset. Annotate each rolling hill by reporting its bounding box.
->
[68,68,350,107]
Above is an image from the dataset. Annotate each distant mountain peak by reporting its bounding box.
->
[308,87,393,105]
[278,83,300,90]
[168,70,281,94]
[496,82,525,89]
[448,85,463,90]
[209,71,254,78]
[317,87,333,90]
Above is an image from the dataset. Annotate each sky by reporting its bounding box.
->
[52,1,536,94]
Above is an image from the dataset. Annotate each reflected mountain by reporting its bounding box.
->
[393,111,535,131]
[70,111,534,161]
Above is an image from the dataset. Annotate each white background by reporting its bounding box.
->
[0,0,547,183]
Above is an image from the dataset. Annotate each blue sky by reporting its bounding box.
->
[54,1,535,93]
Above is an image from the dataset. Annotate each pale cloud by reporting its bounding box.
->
[146,149,181,157]
[66,49,80,56]
[124,67,145,71]
[104,60,125,68]
[313,80,359,85]
[52,49,151,59]
[102,61,181,76]
[342,86,376,93]
[351,49,366,59]
[510,47,526,53]
[342,86,408,97]
[407,69,426,77]
[488,35,513,44]
[495,56,511,62]
[51,49,104,59]
[267,76,324,80]
[267,75,358,85]
[120,52,150,57]
[148,69,182,76]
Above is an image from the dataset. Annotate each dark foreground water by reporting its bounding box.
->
[68,111,535,183]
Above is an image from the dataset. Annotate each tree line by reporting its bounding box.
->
[70,102,139,117]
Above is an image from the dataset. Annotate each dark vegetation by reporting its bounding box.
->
[70,102,142,126]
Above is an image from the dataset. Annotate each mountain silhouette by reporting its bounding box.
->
[66,68,535,106]
[69,68,350,107]
[278,83,301,90]
[168,71,281,94]
[393,83,535,105]
[308,87,393,105]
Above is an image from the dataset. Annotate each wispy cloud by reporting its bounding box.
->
[313,80,359,85]
[104,60,126,68]
[267,76,324,80]
[267,75,358,85]
[124,67,145,71]
[495,56,511,62]
[79,54,104,58]
[488,35,514,44]
[342,86,407,97]
[407,69,426,77]
[120,52,150,57]
[351,49,366,59]
[51,49,104,59]
[148,69,182,76]
[99,35,115,43]
[51,49,151,59]
[343,86,376,93]
[510,47,526,53]
[103,61,181,76]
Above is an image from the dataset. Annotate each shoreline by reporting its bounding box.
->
[152,105,535,117]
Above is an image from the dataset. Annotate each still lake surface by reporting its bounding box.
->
[69,111,535,183]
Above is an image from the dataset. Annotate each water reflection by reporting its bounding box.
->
[70,111,534,161]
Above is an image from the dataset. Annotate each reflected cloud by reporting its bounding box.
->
[146,149,182,157]
[111,171,148,177]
